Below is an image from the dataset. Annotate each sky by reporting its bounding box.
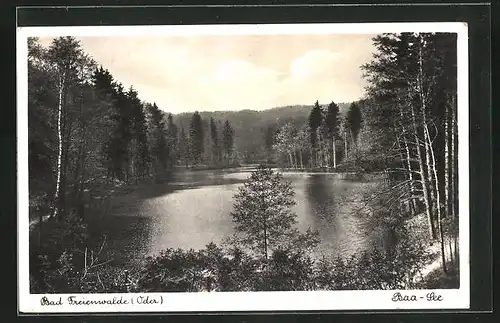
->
[39,34,378,114]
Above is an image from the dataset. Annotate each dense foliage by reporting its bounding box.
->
[359,33,459,273]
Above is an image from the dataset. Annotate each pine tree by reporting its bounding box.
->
[263,124,276,160]
[148,103,169,174]
[109,82,133,181]
[210,117,220,164]
[230,165,319,261]
[222,120,234,164]
[325,102,340,168]
[127,87,149,180]
[167,113,178,166]
[188,111,204,165]
[91,67,120,178]
[178,127,189,167]
[346,102,362,147]
[308,101,323,167]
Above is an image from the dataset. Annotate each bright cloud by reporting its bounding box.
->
[37,34,376,112]
[289,49,342,80]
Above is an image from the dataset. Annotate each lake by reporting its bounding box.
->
[104,166,390,265]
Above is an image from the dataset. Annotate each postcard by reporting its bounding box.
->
[17,22,469,313]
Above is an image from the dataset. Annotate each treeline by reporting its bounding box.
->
[173,103,351,164]
[264,101,362,170]
[183,113,236,167]
[28,36,236,224]
[357,32,459,274]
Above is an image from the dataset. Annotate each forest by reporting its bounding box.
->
[27,32,459,293]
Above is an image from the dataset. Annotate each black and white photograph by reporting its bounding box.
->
[17,22,470,312]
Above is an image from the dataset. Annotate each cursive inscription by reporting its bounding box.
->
[392,292,444,302]
[68,295,130,305]
[136,295,161,304]
[40,296,63,306]
[426,292,443,301]
[40,295,163,307]
[392,292,417,302]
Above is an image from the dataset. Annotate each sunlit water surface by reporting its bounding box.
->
[107,167,389,263]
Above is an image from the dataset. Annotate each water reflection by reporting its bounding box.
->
[108,168,388,263]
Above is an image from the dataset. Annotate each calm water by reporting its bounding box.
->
[108,167,390,262]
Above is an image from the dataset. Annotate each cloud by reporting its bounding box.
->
[178,59,281,111]
[289,49,342,80]
[36,35,375,112]
[272,49,365,106]
[211,59,278,84]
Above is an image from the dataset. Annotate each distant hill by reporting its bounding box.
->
[172,102,353,161]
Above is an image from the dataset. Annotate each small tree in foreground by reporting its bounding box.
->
[229,165,320,262]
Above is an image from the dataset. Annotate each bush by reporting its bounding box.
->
[314,230,432,290]
[257,249,315,291]
[135,235,431,293]
[29,213,129,293]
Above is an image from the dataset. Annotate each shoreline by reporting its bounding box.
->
[28,168,458,291]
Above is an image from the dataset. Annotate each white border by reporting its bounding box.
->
[17,22,470,313]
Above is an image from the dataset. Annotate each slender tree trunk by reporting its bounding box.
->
[262,215,268,261]
[449,94,458,263]
[423,123,436,224]
[416,42,437,240]
[398,100,418,215]
[324,141,329,169]
[315,129,322,168]
[444,100,451,220]
[428,123,447,273]
[319,131,328,168]
[332,138,337,169]
[52,74,66,220]
[394,133,408,213]
[448,237,454,263]
[344,130,348,160]
[293,150,299,169]
[444,97,453,267]
[410,101,436,240]
[309,147,314,168]
[299,150,304,169]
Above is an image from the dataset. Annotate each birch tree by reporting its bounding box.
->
[361,32,459,273]
[46,37,89,220]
